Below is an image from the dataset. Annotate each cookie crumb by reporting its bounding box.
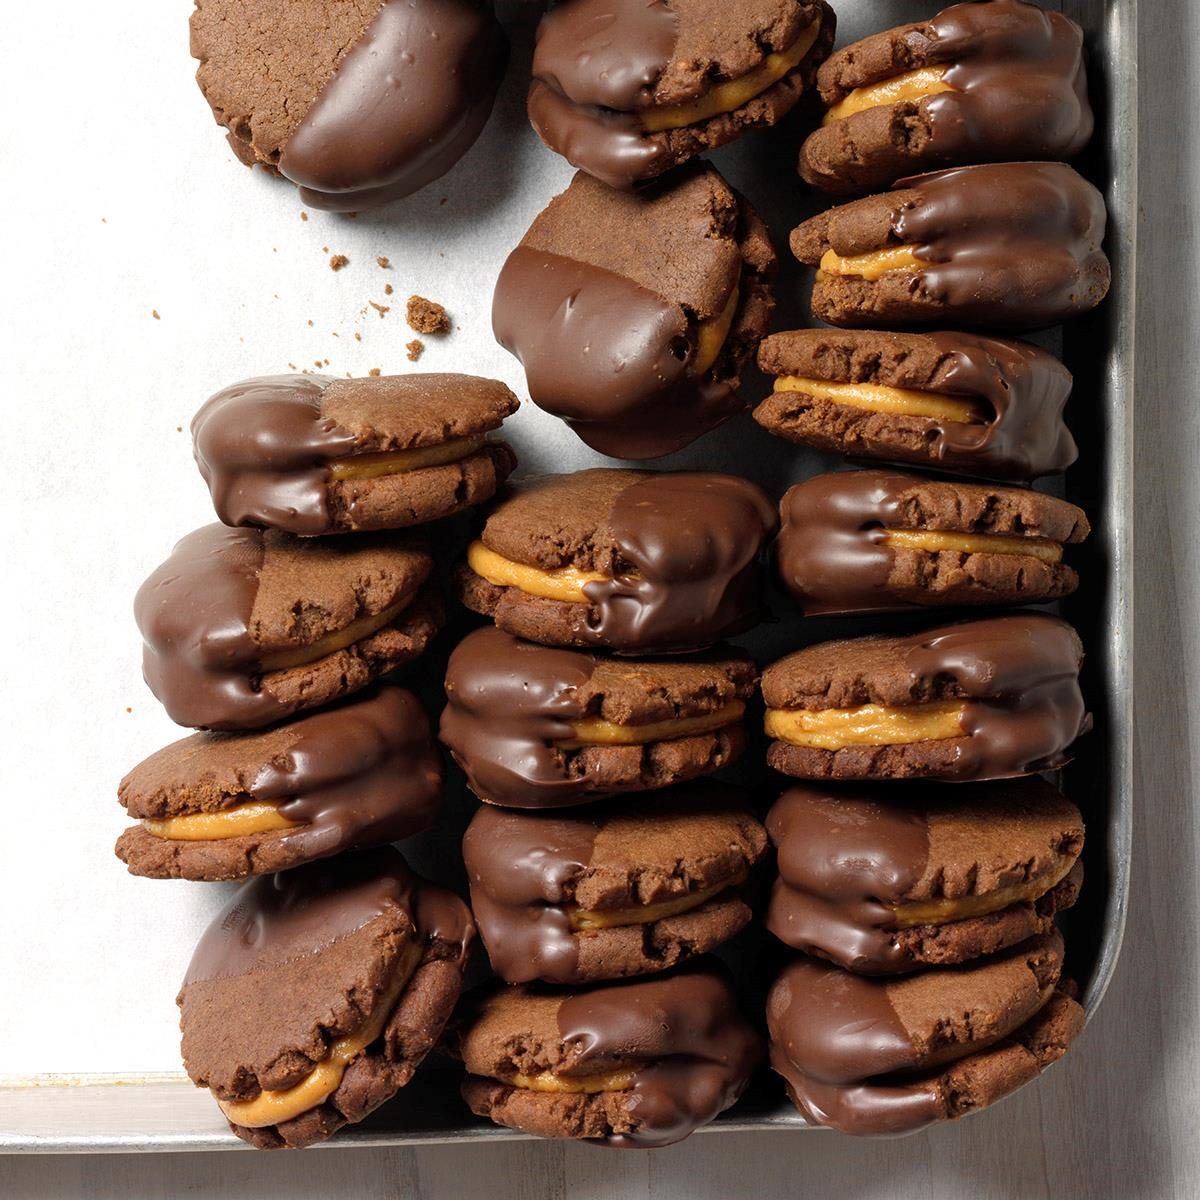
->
[377,256,391,269]
[151,309,160,320]
[369,301,390,317]
[329,254,349,271]
[176,426,182,433]
[354,332,362,342]
[300,211,308,222]
[384,283,394,296]
[307,319,314,327]
[368,367,382,377]
[406,339,425,362]
[125,706,132,714]
[406,295,450,335]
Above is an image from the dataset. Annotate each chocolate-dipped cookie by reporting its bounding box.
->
[767,932,1084,1135]
[458,962,762,1146]
[761,614,1089,781]
[791,162,1110,330]
[178,847,473,1149]
[754,329,1077,481]
[766,780,1083,974]
[136,525,440,731]
[116,688,441,881]
[493,166,775,459]
[799,0,1092,195]
[462,783,767,983]
[190,0,507,210]
[440,628,755,808]
[775,469,1089,615]
[528,0,835,190]
[457,470,777,654]
[193,374,518,536]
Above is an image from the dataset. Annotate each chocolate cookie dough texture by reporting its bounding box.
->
[189,0,507,210]
[457,469,777,655]
[761,613,1090,782]
[767,931,1084,1135]
[754,329,1078,480]
[463,784,767,984]
[178,848,474,1149]
[799,0,1093,194]
[493,166,776,459]
[528,0,836,189]
[766,780,1083,974]
[775,469,1089,615]
[458,963,763,1146]
[135,525,441,731]
[116,688,442,881]
[791,162,1110,329]
[440,628,756,808]
[193,374,518,536]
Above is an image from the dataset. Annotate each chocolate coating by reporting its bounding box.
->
[278,0,507,211]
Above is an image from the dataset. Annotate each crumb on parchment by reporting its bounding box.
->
[406,295,450,335]
[406,340,424,362]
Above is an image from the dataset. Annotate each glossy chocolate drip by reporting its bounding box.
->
[183,847,472,986]
[135,525,292,731]
[556,966,763,1147]
[192,375,357,535]
[440,628,598,808]
[765,785,927,972]
[888,163,1108,326]
[462,804,601,984]
[582,473,776,653]
[247,688,442,856]
[279,0,507,211]
[493,246,743,459]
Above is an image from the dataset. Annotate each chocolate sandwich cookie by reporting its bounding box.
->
[775,469,1089,615]
[766,779,1083,974]
[754,329,1077,481]
[458,469,776,654]
[799,0,1092,195]
[178,847,473,1149]
[136,525,441,731]
[462,783,767,983]
[493,166,776,459]
[458,963,762,1146]
[190,0,507,211]
[193,374,518,536]
[791,162,1110,330]
[528,0,835,190]
[767,931,1085,1135]
[440,628,756,808]
[116,688,441,881]
[761,613,1089,781]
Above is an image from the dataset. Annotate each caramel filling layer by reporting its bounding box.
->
[142,801,299,842]
[561,700,746,749]
[641,20,821,133]
[823,65,954,124]
[884,529,1064,564]
[690,285,741,377]
[569,870,748,932]
[217,941,422,1129]
[772,376,981,424]
[890,850,1078,928]
[504,1068,636,1094]
[467,541,609,604]
[818,246,923,281]
[258,592,414,673]
[765,700,967,750]
[329,435,486,481]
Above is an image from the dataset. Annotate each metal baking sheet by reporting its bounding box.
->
[0,0,1135,1151]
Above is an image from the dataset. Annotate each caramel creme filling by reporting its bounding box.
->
[690,285,740,377]
[765,700,967,750]
[258,592,414,672]
[823,65,954,124]
[142,801,299,841]
[772,376,981,424]
[328,435,486,481]
[890,851,1078,928]
[818,246,924,280]
[883,529,1064,564]
[560,701,746,749]
[568,870,748,931]
[467,541,609,604]
[217,941,422,1128]
[641,20,821,132]
[504,1068,636,1094]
